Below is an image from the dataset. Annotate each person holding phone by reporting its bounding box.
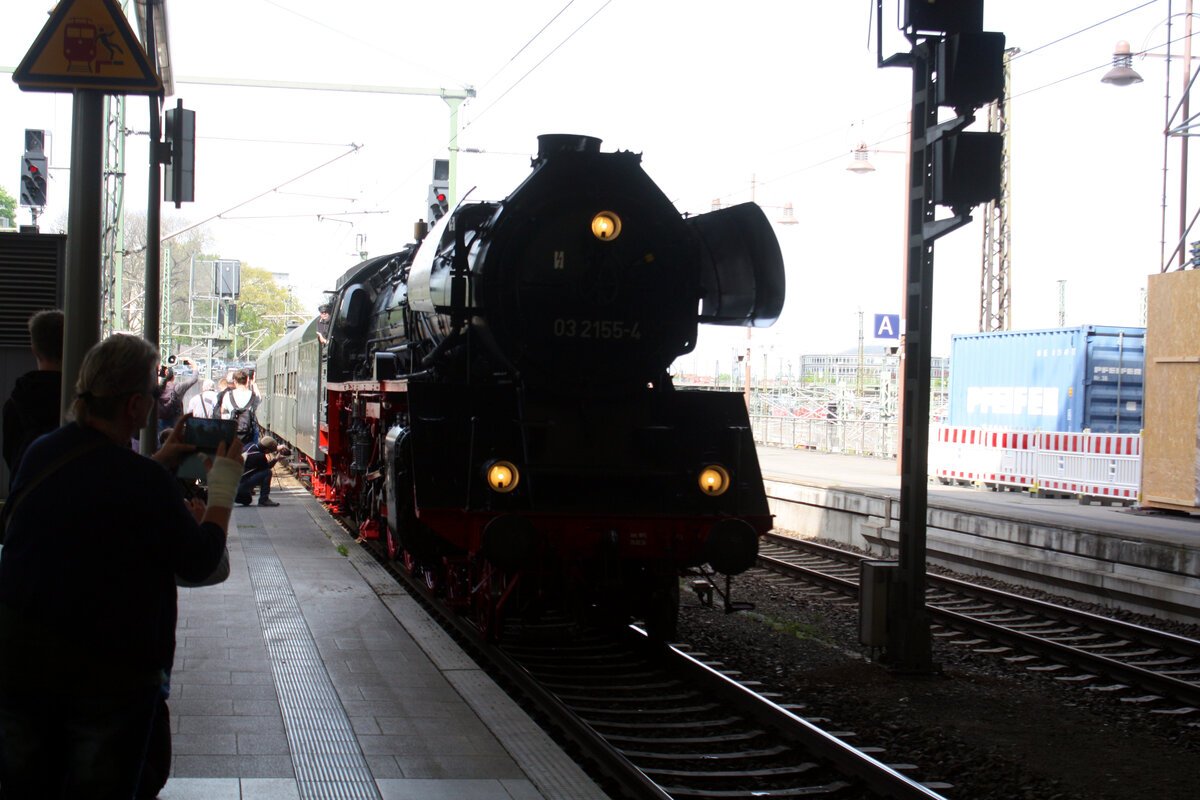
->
[156,360,198,433]
[0,333,244,797]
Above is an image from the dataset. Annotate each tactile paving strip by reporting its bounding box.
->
[242,522,382,800]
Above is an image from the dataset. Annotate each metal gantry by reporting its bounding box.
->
[101,93,127,336]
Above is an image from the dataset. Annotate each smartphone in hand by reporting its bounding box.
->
[182,418,237,453]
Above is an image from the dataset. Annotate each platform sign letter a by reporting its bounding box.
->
[874,313,900,340]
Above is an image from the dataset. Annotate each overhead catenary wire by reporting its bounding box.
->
[380,1,611,212]
[257,0,469,89]
[147,144,364,248]
[478,0,579,93]
[462,0,614,130]
[1013,0,1160,60]
[714,3,1180,208]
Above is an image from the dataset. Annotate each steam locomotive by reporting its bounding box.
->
[257,134,785,638]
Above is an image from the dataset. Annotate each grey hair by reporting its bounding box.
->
[72,333,158,425]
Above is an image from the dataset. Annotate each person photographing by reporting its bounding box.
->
[0,333,243,797]
[236,435,289,507]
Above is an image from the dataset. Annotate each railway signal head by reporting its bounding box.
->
[931,31,1007,214]
[164,102,196,209]
[427,158,450,225]
[428,185,448,222]
[19,153,48,207]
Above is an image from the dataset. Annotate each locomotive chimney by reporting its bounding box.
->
[535,134,602,162]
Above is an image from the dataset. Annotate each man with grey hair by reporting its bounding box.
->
[0,332,244,797]
[2,309,64,488]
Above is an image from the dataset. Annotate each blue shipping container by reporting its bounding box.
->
[948,326,1145,433]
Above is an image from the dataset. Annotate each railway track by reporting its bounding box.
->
[500,618,951,800]
[758,532,1200,715]
[353,531,951,800]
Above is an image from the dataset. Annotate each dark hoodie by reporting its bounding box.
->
[2,370,62,488]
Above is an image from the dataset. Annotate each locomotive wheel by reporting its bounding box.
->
[472,561,504,641]
[443,557,471,609]
[400,542,444,595]
[385,522,402,561]
[423,563,442,595]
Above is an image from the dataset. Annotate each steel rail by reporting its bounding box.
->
[758,535,1200,708]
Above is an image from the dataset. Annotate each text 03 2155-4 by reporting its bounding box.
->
[552,319,641,340]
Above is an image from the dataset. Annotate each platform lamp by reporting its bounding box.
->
[846,143,877,174]
[1101,1,1198,271]
[1100,40,1144,87]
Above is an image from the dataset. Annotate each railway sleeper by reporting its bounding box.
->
[659,781,854,799]
[1125,656,1192,666]
[604,730,768,745]
[540,679,682,692]
[554,691,698,704]
[591,716,742,730]
[575,703,720,716]
[622,745,791,761]
[1073,639,1133,650]
[647,763,822,780]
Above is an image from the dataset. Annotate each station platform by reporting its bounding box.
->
[757,446,1200,543]
[755,446,1200,622]
[160,480,610,800]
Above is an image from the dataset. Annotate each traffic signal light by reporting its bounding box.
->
[427,158,449,224]
[19,152,47,207]
[164,101,195,208]
[905,0,983,34]
[1190,241,1200,268]
[931,31,1006,214]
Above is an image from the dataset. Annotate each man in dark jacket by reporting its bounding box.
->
[0,333,241,798]
[236,436,289,507]
[2,310,64,489]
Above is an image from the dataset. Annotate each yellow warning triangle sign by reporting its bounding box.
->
[13,0,162,94]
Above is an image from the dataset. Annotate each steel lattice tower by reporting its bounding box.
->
[979,48,1017,332]
[101,94,127,336]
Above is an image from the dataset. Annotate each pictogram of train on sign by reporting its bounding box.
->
[63,17,125,73]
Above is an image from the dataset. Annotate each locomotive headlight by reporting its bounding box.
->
[591,211,622,241]
[486,460,520,493]
[698,465,731,496]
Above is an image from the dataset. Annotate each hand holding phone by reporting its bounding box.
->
[183,417,237,453]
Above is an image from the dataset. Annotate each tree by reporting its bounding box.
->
[107,213,303,364]
[118,213,214,343]
[233,265,305,359]
[0,184,17,228]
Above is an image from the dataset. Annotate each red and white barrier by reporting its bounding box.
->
[930,426,1142,501]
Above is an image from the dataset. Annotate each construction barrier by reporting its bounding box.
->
[930,426,1142,502]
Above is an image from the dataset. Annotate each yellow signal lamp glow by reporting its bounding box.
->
[698,464,731,496]
[486,460,520,493]
[591,211,622,241]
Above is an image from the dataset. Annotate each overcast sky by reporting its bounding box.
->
[0,1,1183,375]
